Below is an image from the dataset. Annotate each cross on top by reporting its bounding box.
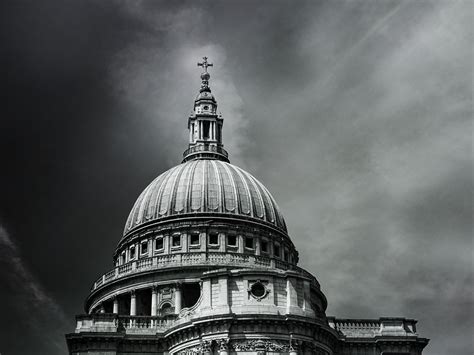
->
[197,57,213,73]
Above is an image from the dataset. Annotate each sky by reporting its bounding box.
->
[0,0,471,354]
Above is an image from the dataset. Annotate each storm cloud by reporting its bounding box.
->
[0,1,471,354]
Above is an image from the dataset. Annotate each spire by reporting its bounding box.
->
[182,57,229,163]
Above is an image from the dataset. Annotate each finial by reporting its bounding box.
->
[197,56,213,73]
[197,56,213,92]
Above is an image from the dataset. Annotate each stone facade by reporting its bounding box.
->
[66,57,429,355]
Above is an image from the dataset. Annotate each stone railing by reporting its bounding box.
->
[75,313,177,334]
[92,252,318,291]
[327,317,418,338]
[182,144,228,159]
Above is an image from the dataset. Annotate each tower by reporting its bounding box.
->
[66,58,429,355]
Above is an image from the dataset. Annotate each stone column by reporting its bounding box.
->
[148,239,153,257]
[151,286,158,316]
[113,296,119,314]
[175,283,182,314]
[130,290,136,316]
[238,235,244,253]
[255,238,261,256]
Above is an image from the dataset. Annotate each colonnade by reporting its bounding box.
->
[109,284,183,316]
[190,120,220,142]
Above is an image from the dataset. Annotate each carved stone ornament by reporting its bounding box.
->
[229,339,289,352]
[248,280,270,301]
[289,339,299,352]
[201,340,212,353]
[218,338,229,352]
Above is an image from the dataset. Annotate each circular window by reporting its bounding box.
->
[249,281,268,300]
[203,105,209,110]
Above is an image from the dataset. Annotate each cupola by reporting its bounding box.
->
[183,57,228,163]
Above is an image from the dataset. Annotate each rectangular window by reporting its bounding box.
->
[130,246,136,260]
[284,250,289,262]
[155,237,164,251]
[227,235,237,247]
[172,235,181,247]
[261,240,268,253]
[121,252,126,264]
[190,233,200,246]
[245,237,254,249]
[209,233,219,245]
[274,244,280,258]
[141,241,148,254]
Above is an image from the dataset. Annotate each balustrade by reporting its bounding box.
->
[77,313,177,333]
[91,252,318,291]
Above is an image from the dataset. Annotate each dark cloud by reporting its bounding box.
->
[0,0,471,354]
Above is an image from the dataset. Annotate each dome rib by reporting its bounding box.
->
[210,160,223,213]
[123,160,288,236]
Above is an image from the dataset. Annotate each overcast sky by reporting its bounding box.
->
[0,1,472,354]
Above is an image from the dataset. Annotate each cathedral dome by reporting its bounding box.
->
[124,159,287,236]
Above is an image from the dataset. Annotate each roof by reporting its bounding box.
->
[123,159,288,236]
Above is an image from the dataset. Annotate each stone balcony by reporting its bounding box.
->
[327,317,420,338]
[92,251,319,291]
[75,313,178,334]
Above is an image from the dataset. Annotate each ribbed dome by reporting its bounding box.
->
[124,160,287,236]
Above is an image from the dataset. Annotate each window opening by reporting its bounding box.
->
[227,235,237,247]
[209,233,219,245]
[155,237,164,250]
[172,235,181,247]
[190,233,200,246]
[245,237,254,249]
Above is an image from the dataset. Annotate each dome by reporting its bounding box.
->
[124,159,287,236]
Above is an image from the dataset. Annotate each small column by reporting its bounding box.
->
[175,283,182,314]
[237,235,244,253]
[255,238,261,256]
[130,290,137,316]
[148,239,153,258]
[113,296,119,314]
[151,286,158,316]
